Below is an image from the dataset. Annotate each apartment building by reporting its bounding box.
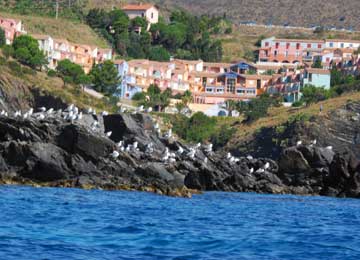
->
[0,16,26,44]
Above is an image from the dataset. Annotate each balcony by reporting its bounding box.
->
[303,56,313,61]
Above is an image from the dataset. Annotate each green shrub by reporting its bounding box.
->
[132,92,146,101]
[292,100,304,107]
[47,69,57,77]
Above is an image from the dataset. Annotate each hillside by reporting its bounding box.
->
[220,25,360,62]
[0,53,114,113]
[0,12,109,48]
[86,0,360,30]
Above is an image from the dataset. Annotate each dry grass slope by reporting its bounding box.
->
[0,12,109,48]
[225,91,360,148]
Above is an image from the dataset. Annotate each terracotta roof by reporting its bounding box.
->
[275,38,325,43]
[173,59,203,65]
[239,74,273,80]
[122,3,156,11]
[326,39,360,43]
[203,62,232,68]
[306,68,331,75]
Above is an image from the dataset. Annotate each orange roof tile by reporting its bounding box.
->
[122,3,156,11]
[305,68,330,75]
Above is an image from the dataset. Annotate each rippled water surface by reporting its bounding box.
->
[1,186,360,259]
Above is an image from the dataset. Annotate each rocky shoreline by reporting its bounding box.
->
[0,106,360,198]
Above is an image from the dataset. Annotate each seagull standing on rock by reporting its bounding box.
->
[111,151,119,159]
[105,131,112,138]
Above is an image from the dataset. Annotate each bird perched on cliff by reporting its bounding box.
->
[195,143,201,149]
[133,141,138,151]
[87,107,93,114]
[296,141,302,146]
[145,107,153,113]
[226,153,232,159]
[310,139,317,146]
[187,148,196,160]
[0,110,6,116]
[22,112,29,119]
[47,108,54,115]
[264,162,270,170]
[249,168,254,174]
[14,111,21,118]
[169,158,176,163]
[256,168,265,173]
[177,146,184,155]
[27,108,34,116]
[326,146,333,150]
[39,107,46,112]
[38,113,45,120]
[246,155,254,160]
[203,143,213,153]
[145,143,154,154]
[67,104,74,112]
[117,141,124,148]
[101,111,109,116]
[77,112,83,120]
[105,131,112,138]
[137,105,144,113]
[111,151,119,159]
[164,129,172,139]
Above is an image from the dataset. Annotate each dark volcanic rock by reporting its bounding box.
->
[1,103,360,199]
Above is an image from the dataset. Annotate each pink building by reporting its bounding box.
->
[0,17,26,44]
[259,37,325,64]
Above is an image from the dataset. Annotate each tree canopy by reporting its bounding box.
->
[12,35,47,69]
[89,60,121,96]
[56,59,89,85]
[86,8,227,62]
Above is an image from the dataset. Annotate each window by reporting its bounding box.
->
[329,42,334,47]
[286,43,290,49]
[226,78,236,93]
[275,42,279,49]
[236,89,245,95]
[256,80,261,89]
[309,73,312,82]
[216,88,224,93]
[307,43,311,48]
[206,88,214,93]
[285,51,288,57]
[265,42,269,47]
[151,12,154,19]
[340,43,344,48]
[350,44,353,47]
[295,51,299,57]
[246,89,256,95]
[326,57,330,62]
[296,43,300,50]
[318,44,322,49]
[141,13,145,17]
[274,50,278,56]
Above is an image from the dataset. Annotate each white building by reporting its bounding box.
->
[122,3,159,30]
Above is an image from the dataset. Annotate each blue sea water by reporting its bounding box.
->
[0,186,360,260]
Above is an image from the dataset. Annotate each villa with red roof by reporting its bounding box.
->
[122,3,159,30]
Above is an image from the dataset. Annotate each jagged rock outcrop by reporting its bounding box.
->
[0,101,360,198]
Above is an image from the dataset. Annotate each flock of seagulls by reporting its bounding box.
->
[1,104,336,175]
